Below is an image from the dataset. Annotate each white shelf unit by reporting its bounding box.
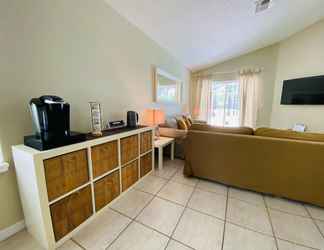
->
[12,126,154,249]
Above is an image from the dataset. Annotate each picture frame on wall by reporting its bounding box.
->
[153,67,182,104]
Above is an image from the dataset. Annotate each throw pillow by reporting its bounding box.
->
[187,117,193,125]
[164,117,178,129]
[182,115,191,128]
[177,118,188,130]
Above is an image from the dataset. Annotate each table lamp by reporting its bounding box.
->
[143,108,165,139]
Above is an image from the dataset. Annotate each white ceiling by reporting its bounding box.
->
[106,0,324,71]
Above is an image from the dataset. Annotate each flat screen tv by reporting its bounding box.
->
[281,75,324,105]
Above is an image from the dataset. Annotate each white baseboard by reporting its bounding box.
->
[0,162,9,174]
[0,221,25,242]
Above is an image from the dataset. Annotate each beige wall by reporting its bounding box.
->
[271,19,324,132]
[193,45,279,127]
[0,0,190,230]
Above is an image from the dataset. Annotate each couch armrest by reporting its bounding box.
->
[159,127,187,140]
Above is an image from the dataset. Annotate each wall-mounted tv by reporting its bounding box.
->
[281,75,324,105]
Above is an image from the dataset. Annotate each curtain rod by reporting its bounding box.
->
[192,67,264,77]
[192,70,238,77]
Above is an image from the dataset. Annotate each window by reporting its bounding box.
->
[210,81,240,127]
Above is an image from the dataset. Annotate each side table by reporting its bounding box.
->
[154,136,175,170]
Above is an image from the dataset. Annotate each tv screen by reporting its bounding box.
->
[281,75,324,105]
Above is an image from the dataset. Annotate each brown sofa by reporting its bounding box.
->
[184,125,324,208]
[159,116,207,159]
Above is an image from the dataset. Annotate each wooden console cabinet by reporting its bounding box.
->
[120,135,138,164]
[140,152,153,178]
[94,170,120,211]
[44,149,89,201]
[50,185,93,241]
[91,140,118,178]
[12,127,154,249]
[121,160,139,191]
[140,131,153,154]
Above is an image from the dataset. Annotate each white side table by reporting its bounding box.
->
[154,137,175,170]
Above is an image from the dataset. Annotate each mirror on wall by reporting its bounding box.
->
[153,67,182,104]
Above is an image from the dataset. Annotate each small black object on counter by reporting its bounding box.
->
[127,111,139,128]
[24,95,86,151]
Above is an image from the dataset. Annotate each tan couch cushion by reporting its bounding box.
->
[255,127,324,143]
[190,123,254,135]
[159,127,187,140]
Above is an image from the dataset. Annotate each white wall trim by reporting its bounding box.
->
[0,220,25,242]
[0,162,9,174]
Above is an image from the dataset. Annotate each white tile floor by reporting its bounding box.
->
[1,159,324,250]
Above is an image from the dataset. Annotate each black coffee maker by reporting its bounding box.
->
[24,95,85,150]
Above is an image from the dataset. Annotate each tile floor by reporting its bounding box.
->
[1,159,324,250]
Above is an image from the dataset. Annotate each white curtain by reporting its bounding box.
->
[239,69,263,128]
[191,77,213,122]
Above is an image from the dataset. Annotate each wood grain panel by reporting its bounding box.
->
[140,131,153,154]
[140,153,152,178]
[44,150,89,201]
[91,140,118,178]
[50,185,92,241]
[120,135,138,165]
[122,160,139,191]
[94,170,120,211]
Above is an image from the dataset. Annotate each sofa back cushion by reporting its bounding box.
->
[255,127,324,143]
[162,116,178,129]
[190,123,254,135]
[161,114,193,130]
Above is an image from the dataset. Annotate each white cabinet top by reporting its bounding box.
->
[13,126,153,160]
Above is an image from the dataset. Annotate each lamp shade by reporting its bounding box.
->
[143,109,165,126]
